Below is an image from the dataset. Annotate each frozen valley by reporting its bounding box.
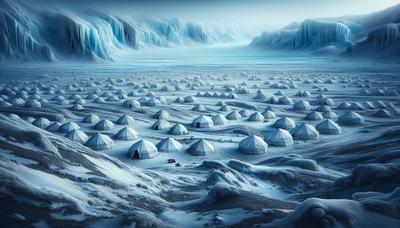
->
[0,0,400,227]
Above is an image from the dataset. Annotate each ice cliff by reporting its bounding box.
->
[251,19,352,50]
[251,4,400,57]
[0,0,235,61]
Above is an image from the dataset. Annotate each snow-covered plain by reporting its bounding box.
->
[0,45,400,227]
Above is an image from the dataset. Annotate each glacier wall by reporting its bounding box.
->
[0,0,235,61]
[366,23,399,49]
[293,19,351,48]
[251,4,400,58]
[347,23,400,57]
[251,19,352,50]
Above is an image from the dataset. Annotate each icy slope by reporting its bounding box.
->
[251,4,400,57]
[0,0,235,61]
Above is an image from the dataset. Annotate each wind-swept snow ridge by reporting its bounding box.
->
[0,0,235,61]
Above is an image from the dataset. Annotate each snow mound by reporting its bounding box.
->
[266,187,400,228]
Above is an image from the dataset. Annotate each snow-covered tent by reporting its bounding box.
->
[65,130,89,143]
[94,119,115,130]
[212,114,228,125]
[32,117,50,129]
[85,133,114,150]
[238,135,268,154]
[305,111,323,121]
[293,100,311,111]
[151,119,170,130]
[128,140,158,159]
[350,102,364,110]
[123,99,141,108]
[316,119,342,135]
[315,105,331,112]
[156,137,182,153]
[146,97,162,106]
[374,109,392,118]
[46,122,61,132]
[273,117,296,130]
[192,115,213,128]
[279,96,293,105]
[291,123,320,140]
[226,110,242,120]
[192,104,207,112]
[266,96,280,104]
[114,127,138,140]
[338,111,365,125]
[262,110,276,119]
[71,104,84,110]
[374,100,387,109]
[59,121,80,133]
[267,129,293,146]
[116,114,135,125]
[219,105,231,112]
[323,111,338,120]
[82,114,100,123]
[187,139,215,156]
[184,95,198,103]
[337,102,351,109]
[239,109,251,118]
[153,110,170,120]
[248,112,265,122]
[25,99,41,108]
[168,123,189,135]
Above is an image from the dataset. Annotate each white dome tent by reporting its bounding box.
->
[116,114,135,125]
[168,123,189,135]
[156,137,182,153]
[248,112,265,122]
[293,100,311,111]
[212,114,228,125]
[83,114,100,123]
[65,130,89,143]
[192,115,213,128]
[338,111,365,125]
[291,123,319,140]
[305,111,323,121]
[59,121,80,133]
[94,119,115,130]
[151,119,170,130]
[273,117,296,130]
[85,133,114,150]
[114,127,138,140]
[128,140,159,159]
[187,139,215,156]
[316,120,342,135]
[226,111,242,120]
[32,117,50,129]
[153,110,170,120]
[266,129,293,146]
[238,135,268,154]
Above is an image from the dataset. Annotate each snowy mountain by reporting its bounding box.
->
[251,4,400,57]
[0,0,236,62]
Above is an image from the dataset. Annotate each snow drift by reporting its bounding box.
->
[0,0,235,61]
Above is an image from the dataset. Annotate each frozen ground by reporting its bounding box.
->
[0,46,400,227]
